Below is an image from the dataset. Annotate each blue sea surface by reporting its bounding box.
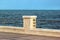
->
[0,10,60,29]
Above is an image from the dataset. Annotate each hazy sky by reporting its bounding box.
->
[0,0,60,10]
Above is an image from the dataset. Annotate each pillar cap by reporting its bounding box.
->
[23,16,37,18]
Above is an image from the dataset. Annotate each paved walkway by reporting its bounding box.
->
[0,32,60,40]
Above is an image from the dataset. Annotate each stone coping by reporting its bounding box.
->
[23,16,37,18]
[36,28,60,32]
[0,26,23,29]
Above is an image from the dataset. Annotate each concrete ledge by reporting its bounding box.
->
[0,26,60,37]
[0,26,25,34]
[36,28,60,32]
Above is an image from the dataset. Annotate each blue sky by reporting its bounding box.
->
[0,0,60,10]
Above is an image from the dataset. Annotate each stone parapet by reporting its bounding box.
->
[0,16,60,37]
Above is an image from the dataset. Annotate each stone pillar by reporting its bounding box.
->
[23,16,37,31]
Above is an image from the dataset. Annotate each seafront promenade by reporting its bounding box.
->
[0,16,60,40]
[0,16,60,37]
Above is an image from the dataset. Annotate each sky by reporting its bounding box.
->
[0,0,60,10]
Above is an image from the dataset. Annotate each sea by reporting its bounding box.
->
[0,10,60,29]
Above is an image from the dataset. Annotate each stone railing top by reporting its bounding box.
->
[23,16,37,18]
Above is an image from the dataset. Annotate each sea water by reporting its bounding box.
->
[0,10,60,29]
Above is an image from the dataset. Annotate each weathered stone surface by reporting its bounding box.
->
[0,32,60,40]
